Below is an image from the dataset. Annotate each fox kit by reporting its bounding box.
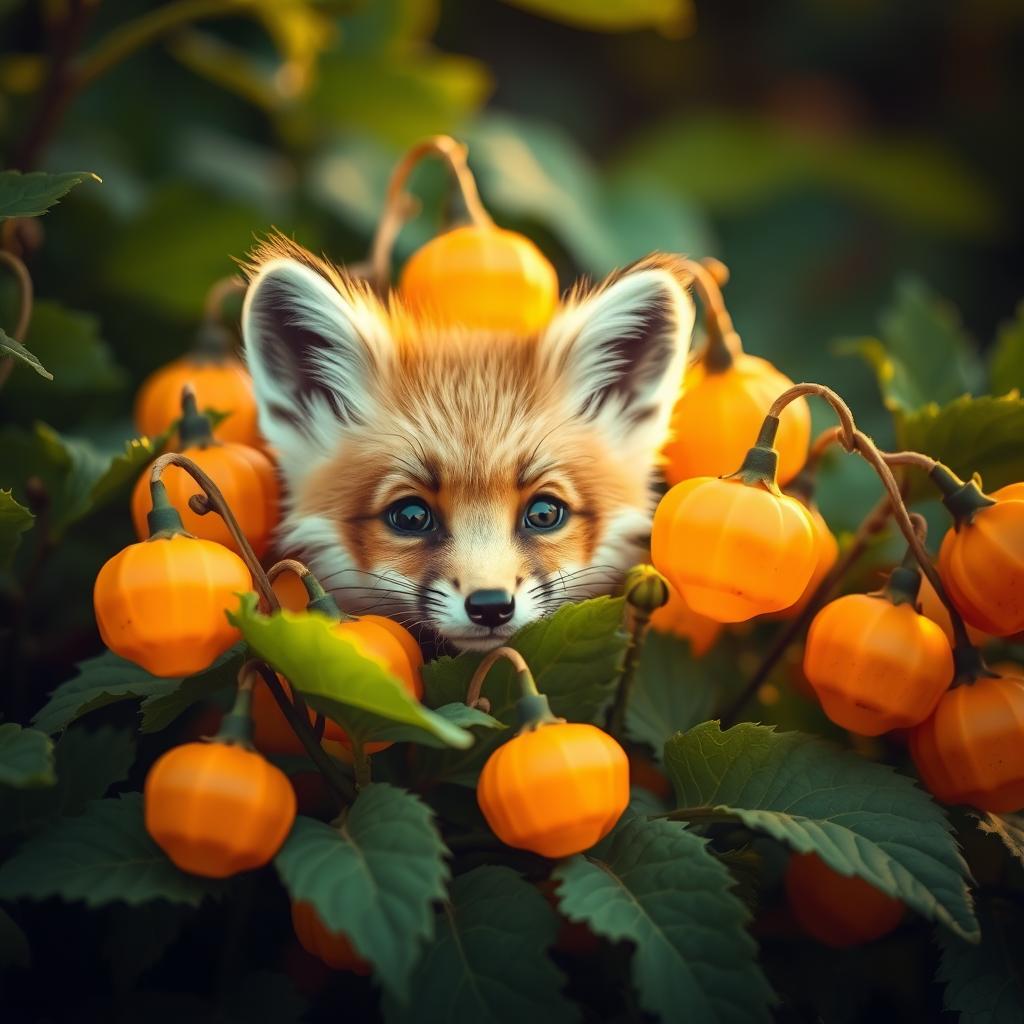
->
[241,237,695,651]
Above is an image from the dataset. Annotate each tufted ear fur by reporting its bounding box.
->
[241,251,393,468]
[537,255,694,450]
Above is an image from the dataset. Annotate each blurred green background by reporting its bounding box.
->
[2,0,1023,675]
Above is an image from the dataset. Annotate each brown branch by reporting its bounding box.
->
[464,646,532,713]
[0,250,35,389]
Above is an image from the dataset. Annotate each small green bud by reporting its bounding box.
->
[624,564,670,615]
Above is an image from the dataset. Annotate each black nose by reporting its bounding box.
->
[465,589,515,628]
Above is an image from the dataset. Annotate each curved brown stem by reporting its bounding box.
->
[464,646,534,713]
[267,558,313,584]
[679,257,742,371]
[202,275,246,326]
[879,449,937,472]
[769,383,857,449]
[0,250,36,390]
[368,135,493,290]
[149,452,277,612]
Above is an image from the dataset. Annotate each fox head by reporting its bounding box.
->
[242,236,694,651]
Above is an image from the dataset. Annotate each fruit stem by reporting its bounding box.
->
[952,641,998,686]
[368,134,494,291]
[883,546,923,608]
[177,384,215,448]
[266,558,346,621]
[464,646,536,712]
[149,452,278,612]
[0,249,36,390]
[145,478,190,538]
[678,257,741,373]
[215,666,256,747]
[727,415,781,490]
[928,463,996,528]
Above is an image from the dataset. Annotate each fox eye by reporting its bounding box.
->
[386,498,435,534]
[523,496,567,532]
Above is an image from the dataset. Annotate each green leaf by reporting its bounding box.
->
[0,489,33,569]
[553,813,774,1023]
[625,631,719,759]
[32,648,240,735]
[975,812,1024,867]
[501,0,692,34]
[0,169,99,219]
[419,596,626,783]
[0,794,223,907]
[0,725,136,837]
[432,702,507,731]
[382,865,578,1024]
[937,897,1024,1024]
[664,722,979,941]
[840,278,982,412]
[0,327,52,380]
[989,302,1024,397]
[0,724,55,788]
[228,593,472,749]
[0,907,30,969]
[274,784,448,1001]
[895,393,1024,500]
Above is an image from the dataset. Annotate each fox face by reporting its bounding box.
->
[242,237,694,651]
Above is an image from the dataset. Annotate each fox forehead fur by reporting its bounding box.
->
[241,235,695,651]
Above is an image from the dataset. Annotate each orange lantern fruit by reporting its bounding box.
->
[399,224,558,333]
[909,670,1024,813]
[131,387,279,558]
[94,482,252,677]
[291,901,370,974]
[764,501,839,620]
[785,853,904,948]
[662,353,810,487]
[803,563,953,735]
[916,572,990,648]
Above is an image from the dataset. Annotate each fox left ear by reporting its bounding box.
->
[540,256,694,432]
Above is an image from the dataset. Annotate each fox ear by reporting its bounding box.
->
[242,257,391,460]
[540,256,695,432]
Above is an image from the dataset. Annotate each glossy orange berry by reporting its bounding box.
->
[765,505,839,620]
[648,583,722,656]
[916,573,990,647]
[291,901,370,974]
[135,353,259,447]
[938,481,1024,636]
[94,531,251,677]
[651,475,817,622]
[478,721,629,858]
[803,572,953,736]
[399,224,558,333]
[785,853,903,948]
[909,672,1024,812]
[662,354,810,487]
[145,739,296,877]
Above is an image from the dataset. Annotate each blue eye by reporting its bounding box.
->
[386,499,435,534]
[523,496,567,532]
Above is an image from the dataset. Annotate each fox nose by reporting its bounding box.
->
[465,589,515,628]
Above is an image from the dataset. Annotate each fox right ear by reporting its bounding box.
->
[242,257,391,462]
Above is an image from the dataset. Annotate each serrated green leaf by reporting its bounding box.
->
[664,722,979,941]
[0,794,223,907]
[382,865,578,1024]
[419,596,626,784]
[937,897,1024,1024]
[502,0,692,34]
[274,785,448,1001]
[0,169,99,219]
[990,303,1024,397]
[0,907,30,969]
[975,812,1024,867]
[0,723,55,788]
[32,648,240,736]
[0,489,33,569]
[841,277,982,412]
[553,813,773,1023]
[625,631,719,759]
[0,725,136,837]
[895,393,1024,500]
[0,327,52,380]
[228,594,472,749]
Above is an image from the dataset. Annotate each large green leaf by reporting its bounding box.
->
[0,794,223,907]
[502,0,692,34]
[0,489,33,569]
[0,724,55,788]
[382,866,577,1024]
[841,277,982,412]
[625,631,720,759]
[0,725,136,837]
[975,812,1024,868]
[274,785,448,1001]
[553,813,774,1023]
[664,722,978,941]
[937,897,1024,1024]
[32,648,239,735]
[895,393,1024,500]
[419,596,626,783]
[0,170,99,219]
[0,327,52,380]
[228,594,472,749]
[989,302,1024,397]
